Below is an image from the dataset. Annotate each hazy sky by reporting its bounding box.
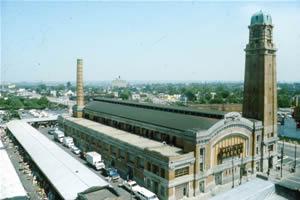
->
[1,1,300,83]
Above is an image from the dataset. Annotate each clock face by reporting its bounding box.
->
[253,29,260,38]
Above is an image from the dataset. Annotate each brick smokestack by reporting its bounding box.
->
[74,58,84,118]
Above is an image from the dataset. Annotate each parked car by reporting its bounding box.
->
[71,146,81,155]
[47,129,56,135]
[134,187,159,200]
[104,168,120,182]
[123,180,141,193]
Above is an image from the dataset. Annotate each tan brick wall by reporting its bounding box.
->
[206,175,213,184]
[168,187,174,198]
[168,170,175,180]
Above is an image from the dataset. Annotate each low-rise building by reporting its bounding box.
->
[59,98,276,200]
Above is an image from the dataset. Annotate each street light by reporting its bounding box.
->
[281,140,284,178]
[239,156,243,185]
[294,142,297,173]
[267,148,270,176]
[130,184,132,200]
[232,157,234,188]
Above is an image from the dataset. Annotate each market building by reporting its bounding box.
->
[59,11,278,200]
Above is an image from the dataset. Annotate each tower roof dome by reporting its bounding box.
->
[251,10,272,25]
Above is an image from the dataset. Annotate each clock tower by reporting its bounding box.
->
[243,11,277,172]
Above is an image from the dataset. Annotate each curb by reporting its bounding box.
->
[278,141,300,148]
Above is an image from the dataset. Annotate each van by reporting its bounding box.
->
[135,187,159,200]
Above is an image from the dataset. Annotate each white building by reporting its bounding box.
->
[112,76,128,88]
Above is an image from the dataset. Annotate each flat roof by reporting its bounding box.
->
[62,116,184,157]
[21,115,58,123]
[6,120,108,200]
[85,100,220,132]
[77,186,120,200]
[94,97,226,117]
[0,140,27,199]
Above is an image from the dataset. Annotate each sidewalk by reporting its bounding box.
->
[186,174,256,200]
[278,141,300,148]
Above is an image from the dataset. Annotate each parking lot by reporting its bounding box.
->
[38,126,138,200]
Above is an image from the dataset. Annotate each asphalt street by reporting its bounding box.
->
[277,141,300,168]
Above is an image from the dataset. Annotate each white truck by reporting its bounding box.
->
[86,151,105,170]
[63,136,74,148]
[53,130,64,143]
[134,187,159,200]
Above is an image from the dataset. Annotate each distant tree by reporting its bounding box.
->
[183,89,196,101]
[209,96,223,104]
[38,96,49,108]
[38,84,47,90]
[23,99,39,109]
[36,84,47,94]
[228,94,240,104]
[57,84,66,91]
[66,81,72,89]
[278,94,291,108]
[7,97,23,109]
[9,110,20,119]
[120,89,131,100]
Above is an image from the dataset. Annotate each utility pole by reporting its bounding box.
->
[130,184,132,200]
[281,140,284,178]
[239,156,243,185]
[294,143,297,173]
[232,157,234,188]
[267,149,270,176]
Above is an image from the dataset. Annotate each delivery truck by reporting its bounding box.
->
[63,136,74,148]
[85,151,105,170]
[53,130,64,143]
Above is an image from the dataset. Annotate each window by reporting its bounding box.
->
[160,168,165,178]
[104,143,109,152]
[256,147,259,155]
[119,150,125,159]
[268,144,274,152]
[137,157,144,169]
[271,132,274,137]
[256,135,260,142]
[200,148,205,156]
[200,163,204,172]
[160,186,165,196]
[152,164,159,175]
[111,146,117,157]
[147,179,151,188]
[199,181,205,193]
[147,162,151,171]
[175,166,189,178]
[128,153,135,164]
